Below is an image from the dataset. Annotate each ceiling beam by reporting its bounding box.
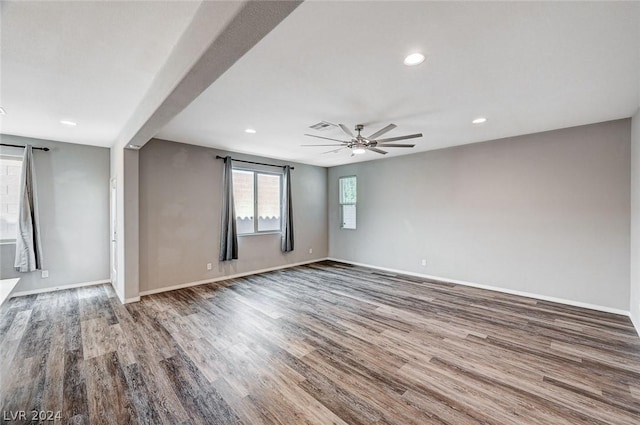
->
[114,0,302,150]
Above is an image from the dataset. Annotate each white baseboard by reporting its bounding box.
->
[327,258,630,317]
[125,296,140,303]
[11,279,111,297]
[139,258,329,297]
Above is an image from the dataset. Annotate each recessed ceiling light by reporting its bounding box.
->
[128,144,141,149]
[472,117,487,124]
[404,53,425,66]
[60,120,77,127]
[245,128,256,134]
[0,107,6,115]
[352,147,366,155]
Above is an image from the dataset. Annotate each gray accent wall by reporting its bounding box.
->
[138,139,328,293]
[0,134,110,292]
[329,119,631,311]
[631,109,640,331]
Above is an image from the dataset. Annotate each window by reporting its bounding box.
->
[232,169,282,234]
[339,176,357,229]
[0,155,22,242]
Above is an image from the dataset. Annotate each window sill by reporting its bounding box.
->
[238,231,282,237]
[0,240,16,246]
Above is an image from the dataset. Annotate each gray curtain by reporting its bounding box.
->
[14,146,42,272]
[219,156,238,261]
[281,165,294,252]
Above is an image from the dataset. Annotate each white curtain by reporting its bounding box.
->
[14,146,42,272]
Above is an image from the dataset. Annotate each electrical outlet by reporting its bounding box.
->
[41,270,49,278]
[421,259,427,267]
[206,263,212,271]
[308,248,313,254]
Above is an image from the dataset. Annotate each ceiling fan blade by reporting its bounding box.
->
[301,144,346,147]
[304,134,348,143]
[321,147,346,154]
[374,133,422,144]
[367,124,397,140]
[368,147,388,155]
[338,124,354,138]
[376,143,415,148]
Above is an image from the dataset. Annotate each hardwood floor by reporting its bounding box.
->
[1,261,639,424]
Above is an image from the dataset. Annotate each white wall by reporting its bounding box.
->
[630,109,640,332]
[138,139,328,293]
[0,134,110,293]
[109,146,141,303]
[110,145,126,301]
[329,119,631,312]
[124,149,140,301]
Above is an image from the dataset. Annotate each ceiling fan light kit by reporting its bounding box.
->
[403,52,425,66]
[302,122,423,157]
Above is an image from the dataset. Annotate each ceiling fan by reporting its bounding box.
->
[302,123,422,156]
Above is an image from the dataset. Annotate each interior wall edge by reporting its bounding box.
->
[327,257,631,318]
[138,258,328,297]
[112,280,126,305]
[630,106,640,337]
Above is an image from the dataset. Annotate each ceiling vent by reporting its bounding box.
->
[309,121,337,131]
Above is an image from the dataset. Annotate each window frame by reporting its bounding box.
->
[232,167,284,236]
[339,175,357,230]
[0,153,23,244]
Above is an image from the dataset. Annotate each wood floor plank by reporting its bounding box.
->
[62,349,89,425]
[122,362,163,425]
[1,261,639,424]
[160,349,242,425]
[85,352,133,425]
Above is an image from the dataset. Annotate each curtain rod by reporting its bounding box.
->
[216,155,294,170]
[0,143,50,152]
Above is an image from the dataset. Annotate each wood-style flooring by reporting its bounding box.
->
[1,261,640,424]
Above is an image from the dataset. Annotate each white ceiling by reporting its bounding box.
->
[157,1,640,167]
[1,2,639,166]
[0,0,202,147]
